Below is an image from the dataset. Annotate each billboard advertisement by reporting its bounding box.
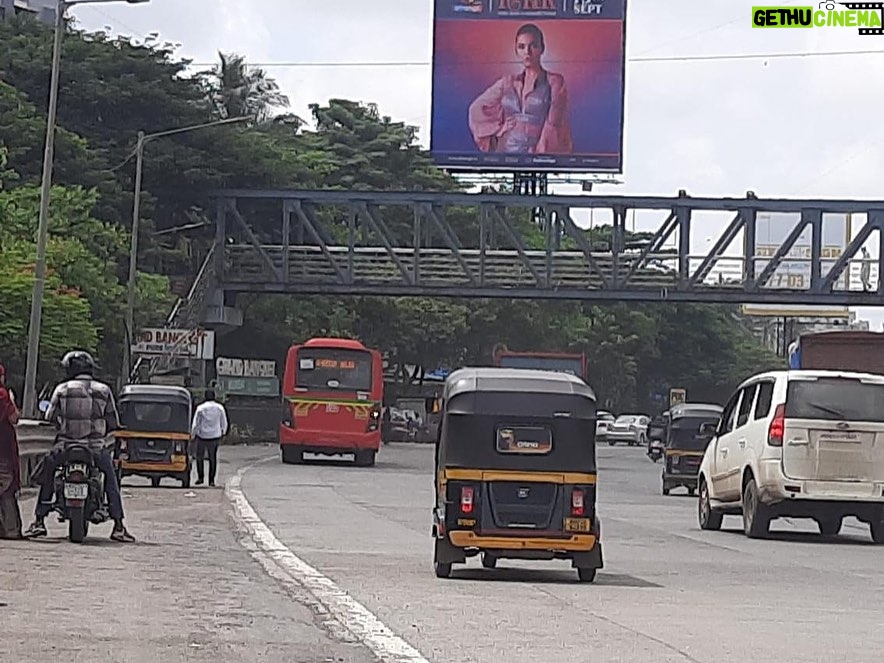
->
[430,0,627,173]
[741,212,851,318]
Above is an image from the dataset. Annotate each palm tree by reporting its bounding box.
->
[207,52,291,124]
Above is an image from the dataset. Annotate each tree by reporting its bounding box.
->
[0,243,98,390]
[205,52,291,124]
[0,184,173,383]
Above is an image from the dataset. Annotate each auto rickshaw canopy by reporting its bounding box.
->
[117,385,193,434]
[436,367,598,474]
[664,403,723,451]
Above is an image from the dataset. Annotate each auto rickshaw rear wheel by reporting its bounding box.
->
[434,561,452,578]
[151,476,161,488]
[481,552,497,569]
[577,567,596,583]
[180,471,191,489]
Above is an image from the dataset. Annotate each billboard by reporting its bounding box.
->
[131,328,215,360]
[741,212,851,318]
[430,0,627,173]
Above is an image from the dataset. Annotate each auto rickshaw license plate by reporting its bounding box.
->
[565,517,590,532]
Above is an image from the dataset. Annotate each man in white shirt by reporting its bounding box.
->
[190,389,228,487]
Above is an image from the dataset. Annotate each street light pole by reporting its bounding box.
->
[21,2,66,418]
[122,130,145,388]
[21,0,151,418]
[122,116,249,386]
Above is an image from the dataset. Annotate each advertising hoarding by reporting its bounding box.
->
[741,212,851,318]
[131,328,215,360]
[430,0,627,173]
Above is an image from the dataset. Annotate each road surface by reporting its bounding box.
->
[0,444,376,663]
[241,443,884,663]
[4,443,884,662]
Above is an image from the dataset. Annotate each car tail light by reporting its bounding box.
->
[571,488,585,517]
[460,486,474,514]
[768,403,785,447]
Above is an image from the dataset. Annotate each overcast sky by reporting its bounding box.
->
[68,0,884,327]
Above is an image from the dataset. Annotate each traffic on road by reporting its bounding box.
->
[5,330,884,663]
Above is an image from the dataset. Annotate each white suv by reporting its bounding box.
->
[697,369,884,542]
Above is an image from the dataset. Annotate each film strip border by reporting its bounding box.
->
[840,2,884,34]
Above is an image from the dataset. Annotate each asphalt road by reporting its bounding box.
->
[240,443,884,663]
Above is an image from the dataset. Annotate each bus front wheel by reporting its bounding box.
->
[281,446,304,464]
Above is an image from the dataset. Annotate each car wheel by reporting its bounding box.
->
[742,477,771,538]
[698,479,723,531]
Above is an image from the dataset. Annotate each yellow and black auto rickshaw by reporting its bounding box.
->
[115,385,193,488]
[432,367,603,583]
[661,403,723,496]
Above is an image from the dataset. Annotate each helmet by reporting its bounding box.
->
[61,350,96,379]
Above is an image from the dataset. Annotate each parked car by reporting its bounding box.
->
[606,414,650,446]
[697,369,884,542]
[596,411,615,443]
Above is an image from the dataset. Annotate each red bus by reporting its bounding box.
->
[279,338,384,466]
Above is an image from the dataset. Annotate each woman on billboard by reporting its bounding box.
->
[468,23,573,155]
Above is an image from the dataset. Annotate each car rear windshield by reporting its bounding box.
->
[786,377,884,423]
[296,348,373,392]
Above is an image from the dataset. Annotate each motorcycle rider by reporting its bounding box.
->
[23,351,135,542]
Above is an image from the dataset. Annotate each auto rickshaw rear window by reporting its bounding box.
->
[120,402,190,430]
[495,425,553,455]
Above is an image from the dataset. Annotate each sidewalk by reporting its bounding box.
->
[0,444,376,663]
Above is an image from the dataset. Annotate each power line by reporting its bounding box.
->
[186,47,884,69]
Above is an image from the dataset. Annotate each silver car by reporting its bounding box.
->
[596,411,615,442]
[606,414,650,446]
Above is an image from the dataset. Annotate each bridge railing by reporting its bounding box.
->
[207,189,884,305]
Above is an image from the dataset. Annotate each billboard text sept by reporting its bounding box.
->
[430,0,628,173]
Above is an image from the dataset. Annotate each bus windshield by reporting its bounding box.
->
[296,348,373,392]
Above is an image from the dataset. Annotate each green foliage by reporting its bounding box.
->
[0,242,98,385]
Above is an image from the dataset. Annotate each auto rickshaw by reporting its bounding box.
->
[432,367,603,583]
[661,403,723,496]
[115,385,193,488]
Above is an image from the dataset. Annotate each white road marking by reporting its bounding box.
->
[226,464,431,663]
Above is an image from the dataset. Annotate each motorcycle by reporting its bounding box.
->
[647,439,664,463]
[51,444,110,543]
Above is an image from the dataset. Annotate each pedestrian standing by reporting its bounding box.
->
[190,389,228,487]
[0,363,22,539]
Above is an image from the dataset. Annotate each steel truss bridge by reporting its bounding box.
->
[206,189,884,305]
